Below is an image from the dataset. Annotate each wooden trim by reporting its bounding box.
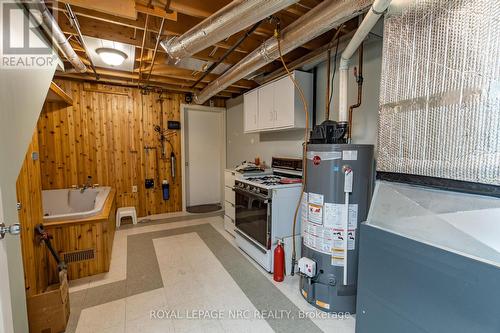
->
[46,82,74,105]
[82,84,132,97]
[43,189,117,227]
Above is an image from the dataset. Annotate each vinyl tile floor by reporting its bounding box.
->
[66,212,356,333]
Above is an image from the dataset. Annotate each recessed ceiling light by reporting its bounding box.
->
[95,47,128,66]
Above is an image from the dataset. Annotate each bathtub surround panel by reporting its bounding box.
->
[37,80,225,216]
[44,189,117,284]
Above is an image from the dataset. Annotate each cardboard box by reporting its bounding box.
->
[27,270,70,333]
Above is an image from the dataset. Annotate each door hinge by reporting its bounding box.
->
[16,202,22,211]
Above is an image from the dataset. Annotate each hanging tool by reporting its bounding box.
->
[35,224,67,272]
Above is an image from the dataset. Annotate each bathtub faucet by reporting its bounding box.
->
[81,176,93,193]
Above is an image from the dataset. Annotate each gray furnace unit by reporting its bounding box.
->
[298,121,374,313]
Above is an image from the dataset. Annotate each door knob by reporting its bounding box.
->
[0,223,21,239]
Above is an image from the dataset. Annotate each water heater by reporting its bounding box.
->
[299,142,374,313]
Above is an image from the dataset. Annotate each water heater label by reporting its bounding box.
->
[332,229,356,251]
[302,201,358,258]
[307,151,342,161]
[342,150,358,160]
[331,231,356,267]
[324,203,358,229]
[308,193,324,205]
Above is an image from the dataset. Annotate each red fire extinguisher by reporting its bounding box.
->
[274,240,285,282]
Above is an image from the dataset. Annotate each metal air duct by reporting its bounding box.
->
[194,0,374,105]
[161,0,300,62]
[26,0,87,73]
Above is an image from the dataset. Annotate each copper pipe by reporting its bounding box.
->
[348,41,363,141]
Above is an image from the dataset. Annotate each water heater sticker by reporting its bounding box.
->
[332,252,345,266]
[308,193,324,205]
[301,193,308,226]
[307,151,342,161]
[333,229,355,251]
[304,221,334,255]
[324,203,358,229]
[331,230,356,267]
[308,204,323,225]
[342,150,358,160]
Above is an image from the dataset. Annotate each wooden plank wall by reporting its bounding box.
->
[16,129,49,296]
[37,79,225,217]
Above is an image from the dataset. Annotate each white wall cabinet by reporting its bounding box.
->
[257,83,275,130]
[243,89,259,132]
[243,70,313,133]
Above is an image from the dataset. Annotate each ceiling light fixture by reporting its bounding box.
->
[95,47,127,66]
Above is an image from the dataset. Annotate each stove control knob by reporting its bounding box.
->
[255,188,260,193]
[246,185,251,190]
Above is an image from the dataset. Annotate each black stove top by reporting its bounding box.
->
[245,175,285,186]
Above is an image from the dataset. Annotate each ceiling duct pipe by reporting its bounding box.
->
[338,0,391,125]
[194,0,374,105]
[160,0,301,62]
[25,0,87,73]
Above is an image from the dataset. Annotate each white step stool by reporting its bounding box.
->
[116,207,137,228]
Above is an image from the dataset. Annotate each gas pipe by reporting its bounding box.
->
[273,240,285,282]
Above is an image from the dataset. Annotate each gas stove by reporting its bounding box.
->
[236,157,303,190]
[239,175,301,188]
[233,157,303,274]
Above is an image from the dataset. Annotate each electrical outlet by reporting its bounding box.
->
[132,185,138,193]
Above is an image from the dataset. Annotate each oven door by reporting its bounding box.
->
[234,188,271,250]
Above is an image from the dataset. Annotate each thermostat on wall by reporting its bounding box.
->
[168,121,181,130]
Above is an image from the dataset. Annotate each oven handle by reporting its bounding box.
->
[233,187,271,201]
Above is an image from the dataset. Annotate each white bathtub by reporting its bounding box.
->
[42,186,112,222]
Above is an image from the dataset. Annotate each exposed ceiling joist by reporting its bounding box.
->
[52,0,356,98]
[56,0,138,19]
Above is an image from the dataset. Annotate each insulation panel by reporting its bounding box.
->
[377,0,500,185]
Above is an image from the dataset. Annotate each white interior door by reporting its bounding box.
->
[185,107,224,207]
[0,188,14,333]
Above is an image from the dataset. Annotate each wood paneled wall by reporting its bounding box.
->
[16,130,48,296]
[37,80,225,216]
